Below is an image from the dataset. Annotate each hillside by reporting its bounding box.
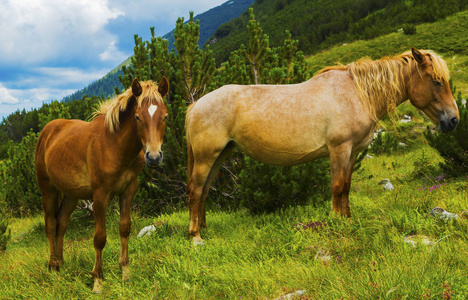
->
[61,0,254,102]
[304,10,468,95]
[206,0,468,64]
[162,0,254,50]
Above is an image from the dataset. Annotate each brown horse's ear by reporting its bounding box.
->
[158,76,169,98]
[132,78,143,97]
[412,48,424,64]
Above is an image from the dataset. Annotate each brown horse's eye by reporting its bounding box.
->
[135,115,141,121]
[163,115,168,121]
[433,80,442,87]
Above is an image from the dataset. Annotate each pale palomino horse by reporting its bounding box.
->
[35,78,169,292]
[185,48,459,244]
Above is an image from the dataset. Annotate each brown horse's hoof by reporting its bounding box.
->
[48,260,60,272]
[121,266,130,282]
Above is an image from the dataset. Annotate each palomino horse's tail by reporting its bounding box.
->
[185,103,196,184]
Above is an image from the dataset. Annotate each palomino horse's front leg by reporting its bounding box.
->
[329,143,355,217]
[118,178,138,282]
[91,189,110,293]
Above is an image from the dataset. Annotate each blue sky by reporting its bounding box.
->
[0,0,226,119]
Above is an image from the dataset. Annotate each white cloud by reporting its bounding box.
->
[0,84,20,104]
[0,0,124,66]
[99,41,128,63]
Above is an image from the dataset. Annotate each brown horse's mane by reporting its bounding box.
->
[93,80,165,133]
[317,49,450,121]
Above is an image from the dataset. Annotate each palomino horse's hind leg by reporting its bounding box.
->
[91,189,111,293]
[329,143,355,217]
[55,195,79,266]
[118,178,138,282]
[188,145,232,244]
[40,183,61,271]
[198,146,234,229]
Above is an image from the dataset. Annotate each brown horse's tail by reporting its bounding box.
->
[185,103,196,185]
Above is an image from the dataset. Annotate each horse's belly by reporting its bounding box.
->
[236,138,329,166]
[48,168,93,199]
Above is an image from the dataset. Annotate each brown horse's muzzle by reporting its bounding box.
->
[439,114,458,133]
[145,151,163,168]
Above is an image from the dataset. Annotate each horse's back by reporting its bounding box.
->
[187,73,374,165]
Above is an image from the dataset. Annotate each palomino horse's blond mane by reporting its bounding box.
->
[318,49,450,121]
[94,80,165,133]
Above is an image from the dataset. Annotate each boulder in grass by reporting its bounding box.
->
[430,207,459,221]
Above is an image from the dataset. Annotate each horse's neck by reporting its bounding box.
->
[374,63,412,121]
[109,114,142,163]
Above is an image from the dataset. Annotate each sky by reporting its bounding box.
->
[0,0,226,119]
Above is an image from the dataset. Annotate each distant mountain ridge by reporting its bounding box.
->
[62,0,254,102]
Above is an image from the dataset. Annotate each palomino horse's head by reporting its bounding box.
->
[131,77,169,168]
[408,48,459,133]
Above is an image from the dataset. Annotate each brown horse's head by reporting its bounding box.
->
[408,48,459,133]
[131,77,169,168]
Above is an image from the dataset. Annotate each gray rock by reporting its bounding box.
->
[430,207,459,221]
[274,290,307,300]
[137,225,156,237]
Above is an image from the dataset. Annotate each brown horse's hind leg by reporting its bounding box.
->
[91,189,110,293]
[55,196,79,266]
[329,143,354,217]
[40,183,61,271]
[118,178,138,282]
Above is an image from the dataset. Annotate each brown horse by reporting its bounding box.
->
[35,77,169,292]
[186,48,459,245]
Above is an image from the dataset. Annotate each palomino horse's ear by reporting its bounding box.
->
[132,78,143,97]
[158,76,169,98]
[411,48,424,65]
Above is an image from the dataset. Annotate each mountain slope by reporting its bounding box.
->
[206,0,468,64]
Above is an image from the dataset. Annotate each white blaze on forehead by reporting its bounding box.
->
[148,104,158,117]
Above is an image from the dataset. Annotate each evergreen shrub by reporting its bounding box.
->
[1,132,42,215]
[238,157,331,214]
[402,24,417,35]
[0,193,11,252]
[425,93,468,175]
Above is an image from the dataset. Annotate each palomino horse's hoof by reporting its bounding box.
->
[92,278,103,294]
[192,237,204,246]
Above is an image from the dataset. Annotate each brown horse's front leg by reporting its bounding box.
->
[329,144,355,217]
[91,190,110,293]
[119,178,138,282]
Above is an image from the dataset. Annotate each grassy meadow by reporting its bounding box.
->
[2,10,468,300]
[1,140,468,299]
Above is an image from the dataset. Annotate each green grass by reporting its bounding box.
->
[1,142,468,299]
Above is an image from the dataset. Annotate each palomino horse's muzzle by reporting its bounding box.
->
[439,114,458,133]
[145,151,163,168]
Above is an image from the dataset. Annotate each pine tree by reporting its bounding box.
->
[173,12,216,103]
[241,8,269,84]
